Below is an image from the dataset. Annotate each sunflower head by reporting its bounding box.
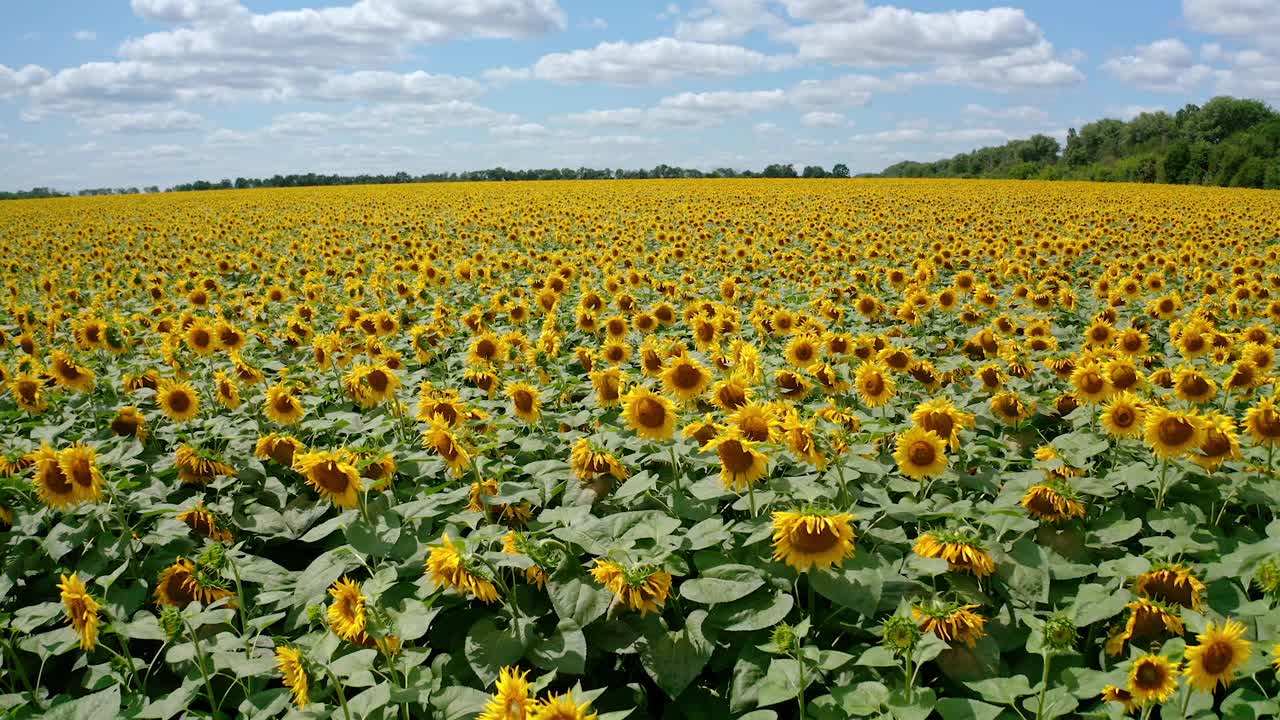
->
[478,666,533,720]
[426,533,500,603]
[894,426,949,480]
[771,509,856,572]
[276,646,309,709]
[912,602,987,647]
[590,559,672,616]
[622,386,676,441]
[1127,654,1179,705]
[58,572,101,651]
[1144,406,1206,458]
[327,576,369,643]
[1184,619,1251,693]
[704,427,769,491]
[293,449,363,508]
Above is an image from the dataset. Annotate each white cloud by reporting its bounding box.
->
[267,101,516,137]
[483,66,532,84]
[850,126,1009,145]
[788,75,880,108]
[490,122,548,138]
[801,110,845,128]
[131,0,243,24]
[81,109,204,134]
[73,30,97,41]
[532,37,795,85]
[674,0,783,42]
[0,64,52,99]
[310,71,482,102]
[962,103,1049,122]
[660,89,788,114]
[1102,38,1212,92]
[1183,0,1280,47]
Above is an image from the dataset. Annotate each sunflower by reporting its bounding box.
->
[1183,619,1251,692]
[426,533,500,603]
[989,391,1034,425]
[913,530,995,576]
[784,335,821,369]
[157,381,201,422]
[343,363,399,407]
[0,505,12,529]
[661,356,712,403]
[729,401,780,443]
[276,646,309,709]
[1020,479,1086,523]
[710,374,751,411]
[174,444,236,485]
[1193,412,1241,470]
[30,445,78,509]
[110,405,149,440]
[177,503,234,543]
[1127,654,1179,705]
[506,381,542,423]
[912,603,986,647]
[1133,564,1206,610]
[185,322,220,355]
[1070,362,1113,404]
[254,433,305,467]
[264,383,305,425]
[1144,406,1206,458]
[590,559,672,616]
[771,510,856,572]
[468,333,507,366]
[49,351,95,392]
[774,369,812,399]
[58,443,104,503]
[1100,391,1146,439]
[502,532,549,590]
[622,386,676,441]
[600,339,631,366]
[1225,359,1261,393]
[478,666,533,720]
[58,573,100,651]
[327,577,369,643]
[422,417,472,476]
[12,372,48,413]
[1101,685,1139,713]
[1106,598,1184,656]
[570,437,628,483]
[155,558,234,608]
[781,409,825,468]
[1244,394,1280,447]
[1173,366,1217,404]
[293,449,362,508]
[854,362,896,408]
[910,398,975,450]
[531,691,598,720]
[589,367,626,407]
[894,426,948,480]
[704,427,769,490]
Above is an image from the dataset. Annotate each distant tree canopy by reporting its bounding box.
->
[878,96,1280,190]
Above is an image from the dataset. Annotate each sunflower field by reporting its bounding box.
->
[1,178,1279,720]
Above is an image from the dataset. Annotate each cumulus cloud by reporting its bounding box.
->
[267,101,516,138]
[0,64,52,99]
[1183,0,1280,47]
[1102,38,1212,92]
[963,103,1049,122]
[532,38,796,85]
[309,71,481,103]
[801,110,845,128]
[81,109,204,134]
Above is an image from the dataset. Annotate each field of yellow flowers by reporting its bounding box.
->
[1,178,1279,719]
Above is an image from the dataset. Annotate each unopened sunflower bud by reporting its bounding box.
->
[882,614,920,654]
[1043,614,1076,653]
[771,623,797,654]
[199,542,227,570]
[306,604,325,626]
[1254,557,1280,598]
[159,607,184,640]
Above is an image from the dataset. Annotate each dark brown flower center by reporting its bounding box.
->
[1200,640,1235,675]
[908,441,936,467]
[312,461,350,492]
[718,439,755,474]
[636,397,666,428]
[168,391,191,413]
[788,522,839,553]
[1157,417,1195,446]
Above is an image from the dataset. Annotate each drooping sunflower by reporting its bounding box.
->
[478,666,533,720]
[589,367,626,407]
[1101,685,1139,713]
[1100,391,1147,439]
[710,373,752,411]
[292,449,362,508]
[1105,598,1184,656]
[1020,478,1087,523]
[58,573,100,651]
[661,355,712,403]
[264,383,305,425]
[1243,394,1280,447]
[506,381,542,424]
[771,510,856,572]
[58,443,104,504]
[1127,654,1179,705]
[254,432,306,467]
[894,426,948,480]
[422,417,472,476]
[30,445,77,509]
[48,351,95,393]
[502,531,549,590]
[622,386,676,441]
[854,362,896,408]
[989,391,1034,425]
[174,444,236,485]
[426,534,500,603]
[212,371,241,410]
[1134,563,1206,610]
[275,646,309,709]
[569,437,628,484]
[531,691,598,720]
[913,603,986,647]
[682,414,720,447]
[909,398,974,450]
[590,559,672,616]
[1193,412,1241,470]
[177,502,234,543]
[327,576,369,643]
[155,558,234,608]
[704,427,769,490]
[157,381,201,422]
[343,363,399,408]
[1183,619,1252,692]
[913,530,995,576]
[781,408,826,468]
[110,405,149,440]
[1144,406,1206,458]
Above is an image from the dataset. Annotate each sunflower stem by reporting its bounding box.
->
[1034,653,1051,720]
[1,636,37,703]
[1177,682,1192,720]
[903,652,913,703]
[1155,459,1169,510]
[746,481,757,518]
[322,665,354,720]
[181,615,220,717]
[668,445,681,494]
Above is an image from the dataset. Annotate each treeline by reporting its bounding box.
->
[880,96,1280,189]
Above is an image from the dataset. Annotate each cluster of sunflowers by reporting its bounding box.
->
[0,178,1279,719]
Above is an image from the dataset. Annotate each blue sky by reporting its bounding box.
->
[2,0,1278,190]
